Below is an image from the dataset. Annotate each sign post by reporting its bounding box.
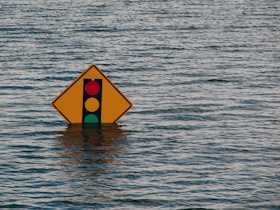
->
[52,64,132,124]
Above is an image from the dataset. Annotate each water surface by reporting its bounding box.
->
[1,0,279,209]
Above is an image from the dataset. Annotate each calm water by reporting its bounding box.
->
[1,0,280,209]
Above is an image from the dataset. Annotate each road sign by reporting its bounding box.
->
[52,64,132,124]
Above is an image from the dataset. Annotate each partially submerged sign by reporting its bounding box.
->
[52,64,132,124]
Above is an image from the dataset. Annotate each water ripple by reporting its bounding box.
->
[1,0,279,209]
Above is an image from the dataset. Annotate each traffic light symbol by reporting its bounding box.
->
[83,79,102,124]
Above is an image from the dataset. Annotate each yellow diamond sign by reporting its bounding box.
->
[52,64,132,124]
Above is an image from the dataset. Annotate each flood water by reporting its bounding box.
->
[1,0,280,209]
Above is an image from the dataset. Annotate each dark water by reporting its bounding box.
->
[1,0,280,209]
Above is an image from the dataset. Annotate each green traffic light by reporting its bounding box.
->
[83,114,99,124]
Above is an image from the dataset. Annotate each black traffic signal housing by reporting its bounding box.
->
[82,79,102,124]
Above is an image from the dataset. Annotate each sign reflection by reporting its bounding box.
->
[56,123,128,166]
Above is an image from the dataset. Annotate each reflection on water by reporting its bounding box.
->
[54,124,129,204]
[56,123,128,165]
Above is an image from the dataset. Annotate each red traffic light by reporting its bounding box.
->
[85,80,100,96]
